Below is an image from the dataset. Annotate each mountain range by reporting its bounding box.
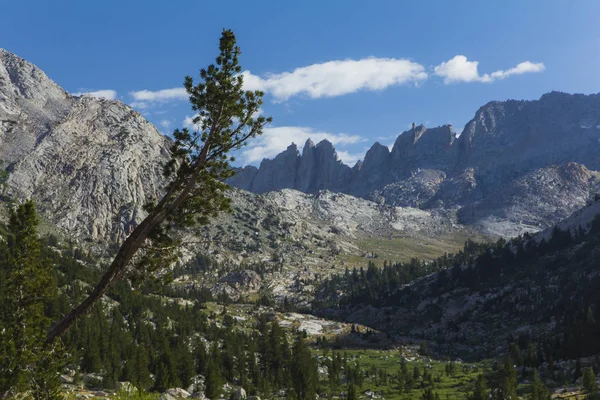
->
[1,46,600,257]
[230,92,600,236]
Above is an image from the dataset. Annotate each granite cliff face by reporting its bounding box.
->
[0,49,170,242]
[230,92,600,236]
[231,139,353,194]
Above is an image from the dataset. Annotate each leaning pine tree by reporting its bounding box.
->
[46,29,271,342]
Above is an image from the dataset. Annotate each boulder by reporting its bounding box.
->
[116,381,135,392]
[185,374,205,394]
[161,388,191,399]
[234,387,247,400]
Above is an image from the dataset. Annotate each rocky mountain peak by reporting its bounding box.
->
[316,138,334,150]
[0,48,170,242]
[0,48,68,104]
[286,142,299,153]
[364,142,390,160]
[297,138,351,193]
[388,124,457,177]
[228,91,600,236]
[0,49,73,164]
[303,138,315,152]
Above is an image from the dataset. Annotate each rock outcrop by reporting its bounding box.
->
[0,48,170,242]
[211,270,262,300]
[232,139,353,195]
[0,49,72,164]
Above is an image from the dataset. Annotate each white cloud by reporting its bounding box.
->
[182,114,201,130]
[73,89,117,100]
[159,119,171,129]
[335,150,364,166]
[434,55,545,84]
[242,57,427,101]
[434,56,482,84]
[130,101,151,109]
[240,126,364,165]
[489,61,546,80]
[128,88,187,110]
[129,57,426,106]
[130,87,187,102]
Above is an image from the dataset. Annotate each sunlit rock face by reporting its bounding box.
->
[0,48,170,242]
[230,91,600,236]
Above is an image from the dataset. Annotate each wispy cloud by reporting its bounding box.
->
[128,58,426,107]
[72,89,117,100]
[242,57,427,101]
[434,55,545,84]
[130,88,187,102]
[335,150,365,166]
[129,88,187,109]
[240,126,364,165]
[127,54,545,109]
[489,61,546,80]
[159,119,172,129]
[182,114,201,130]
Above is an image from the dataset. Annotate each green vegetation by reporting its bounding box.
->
[335,231,488,269]
[0,201,61,399]
[583,367,599,399]
[1,200,600,398]
[315,348,485,400]
[47,28,272,343]
[0,201,565,400]
[319,217,600,360]
[318,238,491,307]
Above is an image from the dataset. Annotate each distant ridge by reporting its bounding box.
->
[229,91,600,236]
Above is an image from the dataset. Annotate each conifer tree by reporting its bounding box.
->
[530,369,549,400]
[153,362,172,394]
[46,29,271,342]
[347,383,358,400]
[0,201,60,399]
[470,374,488,400]
[497,356,518,400]
[177,344,196,389]
[583,367,598,395]
[132,346,152,390]
[291,335,318,400]
[586,306,596,325]
[204,359,224,399]
[421,387,436,400]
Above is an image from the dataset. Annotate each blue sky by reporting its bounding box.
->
[2,0,599,166]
